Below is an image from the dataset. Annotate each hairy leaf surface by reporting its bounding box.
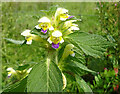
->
[27,59,63,92]
[68,32,115,58]
[75,75,93,93]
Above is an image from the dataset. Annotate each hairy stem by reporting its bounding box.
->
[55,51,58,65]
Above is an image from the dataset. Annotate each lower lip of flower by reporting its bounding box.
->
[52,43,59,49]
[8,75,11,78]
[41,29,47,33]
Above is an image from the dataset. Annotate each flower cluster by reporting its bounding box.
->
[21,7,79,49]
[7,67,32,78]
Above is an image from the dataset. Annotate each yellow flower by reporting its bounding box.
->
[62,44,75,60]
[21,30,34,44]
[47,30,64,49]
[55,8,69,21]
[35,17,54,33]
[68,26,79,31]
[64,20,77,28]
[7,68,16,77]
[63,20,79,35]
[21,30,42,44]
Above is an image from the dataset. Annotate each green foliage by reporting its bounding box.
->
[73,47,86,64]
[75,75,93,93]
[69,60,96,74]
[67,32,115,58]
[27,58,63,92]
[3,77,27,92]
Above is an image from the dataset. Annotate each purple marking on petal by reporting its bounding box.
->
[115,4,117,6]
[8,75,11,78]
[67,16,74,19]
[52,43,59,49]
[41,29,47,33]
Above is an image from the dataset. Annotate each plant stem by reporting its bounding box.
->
[55,51,58,65]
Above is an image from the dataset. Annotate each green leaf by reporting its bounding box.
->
[65,53,96,74]
[3,77,27,92]
[73,46,86,64]
[27,59,63,92]
[95,76,100,85]
[75,75,93,93]
[64,65,86,77]
[4,38,25,45]
[67,32,116,58]
[69,60,96,74]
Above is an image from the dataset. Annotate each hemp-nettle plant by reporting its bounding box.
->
[4,6,115,93]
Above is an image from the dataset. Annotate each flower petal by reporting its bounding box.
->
[52,43,59,49]
[21,30,31,36]
[35,25,41,29]
[60,17,67,21]
[26,40,32,44]
[60,38,64,43]
[47,37,52,44]
[7,68,16,72]
[7,68,13,71]
[49,26,54,30]
[41,29,47,33]
[64,20,77,28]
[67,15,74,19]
[72,24,78,27]
[55,8,68,19]
[38,17,50,23]
[8,73,12,78]
[62,44,75,59]
[52,30,62,37]
[70,51,75,57]
[69,26,79,31]
[56,8,68,15]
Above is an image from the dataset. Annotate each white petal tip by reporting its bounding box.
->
[21,30,31,36]
[60,17,67,21]
[47,38,52,44]
[49,26,54,30]
[38,17,50,23]
[7,68,13,71]
[8,73,12,77]
[52,30,62,37]
[71,53,75,57]
[60,38,64,43]
[35,25,41,29]
[26,40,32,44]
